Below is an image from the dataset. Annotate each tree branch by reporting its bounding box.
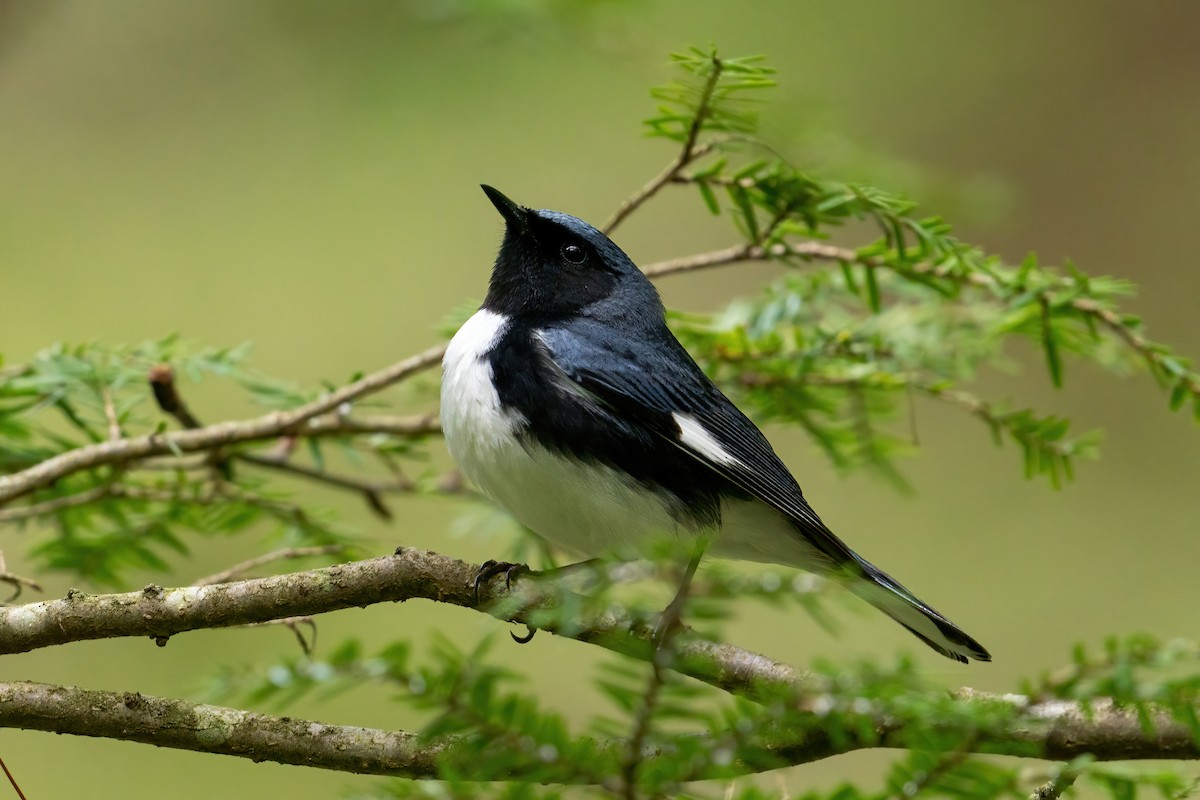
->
[0,549,814,705]
[0,681,451,779]
[644,237,1199,402]
[1029,769,1078,800]
[0,671,1194,783]
[642,243,764,278]
[0,548,1195,769]
[737,370,1082,463]
[639,241,843,279]
[0,341,444,506]
[236,453,406,521]
[0,484,113,523]
[603,142,718,235]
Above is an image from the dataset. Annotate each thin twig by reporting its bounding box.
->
[0,344,446,505]
[622,645,669,798]
[0,755,25,800]
[134,456,212,472]
[621,546,704,798]
[737,369,1080,461]
[1075,298,1200,397]
[148,364,203,430]
[145,361,432,519]
[100,386,122,442]
[670,172,756,189]
[641,243,762,278]
[0,481,311,525]
[117,483,312,521]
[890,736,979,800]
[132,415,440,468]
[913,382,1076,457]
[602,52,726,235]
[1030,769,1078,800]
[150,362,230,480]
[301,413,441,438]
[194,545,347,586]
[238,615,319,655]
[0,572,43,604]
[640,241,847,278]
[0,484,113,523]
[237,453,406,520]
[650,237,1200,399]
[0,417,440,524]
[603,142,718,235]
[0,551,42,604]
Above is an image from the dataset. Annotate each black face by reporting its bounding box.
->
[480,186,634,321]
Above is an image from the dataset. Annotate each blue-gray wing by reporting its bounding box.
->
[537,320,859,568]
[540,321,996,665]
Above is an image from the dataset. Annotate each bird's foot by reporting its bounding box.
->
[473,560,537,644]
[472,559,533,604]
[650,590,689,649]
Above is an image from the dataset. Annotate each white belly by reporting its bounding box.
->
[711,498,829,572]
[441,309,685,557]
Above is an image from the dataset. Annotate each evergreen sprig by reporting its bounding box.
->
[642,63,1198,487]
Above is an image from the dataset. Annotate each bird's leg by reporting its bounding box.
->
[651,537,708,647]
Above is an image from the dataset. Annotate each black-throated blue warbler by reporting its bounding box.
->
[441,185,990,663]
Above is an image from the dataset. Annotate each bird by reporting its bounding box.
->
[440,185,991,663]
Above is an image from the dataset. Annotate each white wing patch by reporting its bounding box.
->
[672,412,742,468]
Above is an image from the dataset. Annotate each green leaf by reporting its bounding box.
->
[1041,299,1064,388]
[863,265,882,313]
[697,181,720,215]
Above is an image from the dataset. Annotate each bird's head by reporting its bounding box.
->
[479,185,663,323]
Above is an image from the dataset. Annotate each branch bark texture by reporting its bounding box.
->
[0,681,448,778]
[0,548,1196,777]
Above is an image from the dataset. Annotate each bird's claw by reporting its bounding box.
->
[473,560,537,644]
[472,559,532,605]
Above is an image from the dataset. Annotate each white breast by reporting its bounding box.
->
[441,309,521,474]
[441,309,684,558]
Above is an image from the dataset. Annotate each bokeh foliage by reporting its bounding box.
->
[1,45,1198,800]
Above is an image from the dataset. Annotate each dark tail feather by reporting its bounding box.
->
[847,558,992,663]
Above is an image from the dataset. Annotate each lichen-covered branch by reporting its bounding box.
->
[0,548,1196,772]
[0,681,451,778]
[0,673,1194,783]
[0,548,819,704]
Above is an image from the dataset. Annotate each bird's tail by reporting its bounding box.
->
[844,557,991,663]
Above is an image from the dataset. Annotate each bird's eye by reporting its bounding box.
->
[561,243,586,265]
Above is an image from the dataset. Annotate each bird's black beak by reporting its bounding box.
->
[481,184,530,235]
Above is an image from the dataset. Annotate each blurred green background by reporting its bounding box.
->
[2,2,1198,797]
